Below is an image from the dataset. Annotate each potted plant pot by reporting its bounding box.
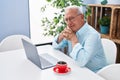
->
[100,25,109,34]
[98,16,110,34]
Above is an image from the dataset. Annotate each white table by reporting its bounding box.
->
[0,45,106,80]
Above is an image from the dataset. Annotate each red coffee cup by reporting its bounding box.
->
[55,61,67,73]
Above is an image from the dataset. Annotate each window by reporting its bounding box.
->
[29,0,56,45]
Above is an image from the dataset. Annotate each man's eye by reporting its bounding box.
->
[65,19,68,21]
[69,17,74,20]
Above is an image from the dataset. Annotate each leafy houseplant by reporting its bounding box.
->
[98,16,110,34]
[41,0,91,36]
[101,0,108,5]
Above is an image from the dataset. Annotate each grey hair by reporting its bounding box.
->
[65,5,83,14]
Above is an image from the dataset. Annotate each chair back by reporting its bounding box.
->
[101,38,117,64]
[0,35,31,52]
[97,64,120,80]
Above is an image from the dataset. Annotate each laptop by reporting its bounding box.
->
[21,39,59,70]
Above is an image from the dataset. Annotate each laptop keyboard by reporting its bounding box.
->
[40,53,58,64]
[39,56,53,67]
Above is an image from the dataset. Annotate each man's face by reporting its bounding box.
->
[64,9,84,32]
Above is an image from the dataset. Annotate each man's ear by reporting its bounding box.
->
[81,14,84,19]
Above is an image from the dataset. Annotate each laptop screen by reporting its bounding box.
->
[22,38,58,69]
[22,39,42,68]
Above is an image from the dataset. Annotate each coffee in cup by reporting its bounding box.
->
[55,61,67,73]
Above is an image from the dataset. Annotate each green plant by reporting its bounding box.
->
[98,16,110,26]
[41,0,91,36]
[101,0,108,5]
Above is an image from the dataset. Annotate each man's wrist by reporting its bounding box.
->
[57,34,63,43]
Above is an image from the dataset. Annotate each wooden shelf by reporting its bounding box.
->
[87,4,120,44]
[87,4,120,63]
[101,34,110,39]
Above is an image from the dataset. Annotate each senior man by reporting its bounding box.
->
[52,5,107,72]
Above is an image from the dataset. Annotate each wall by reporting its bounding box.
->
[95,0,120,4]
[83,0,96,4]
[0,0,30,42]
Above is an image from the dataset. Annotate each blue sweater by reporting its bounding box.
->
[52,22,107,72]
